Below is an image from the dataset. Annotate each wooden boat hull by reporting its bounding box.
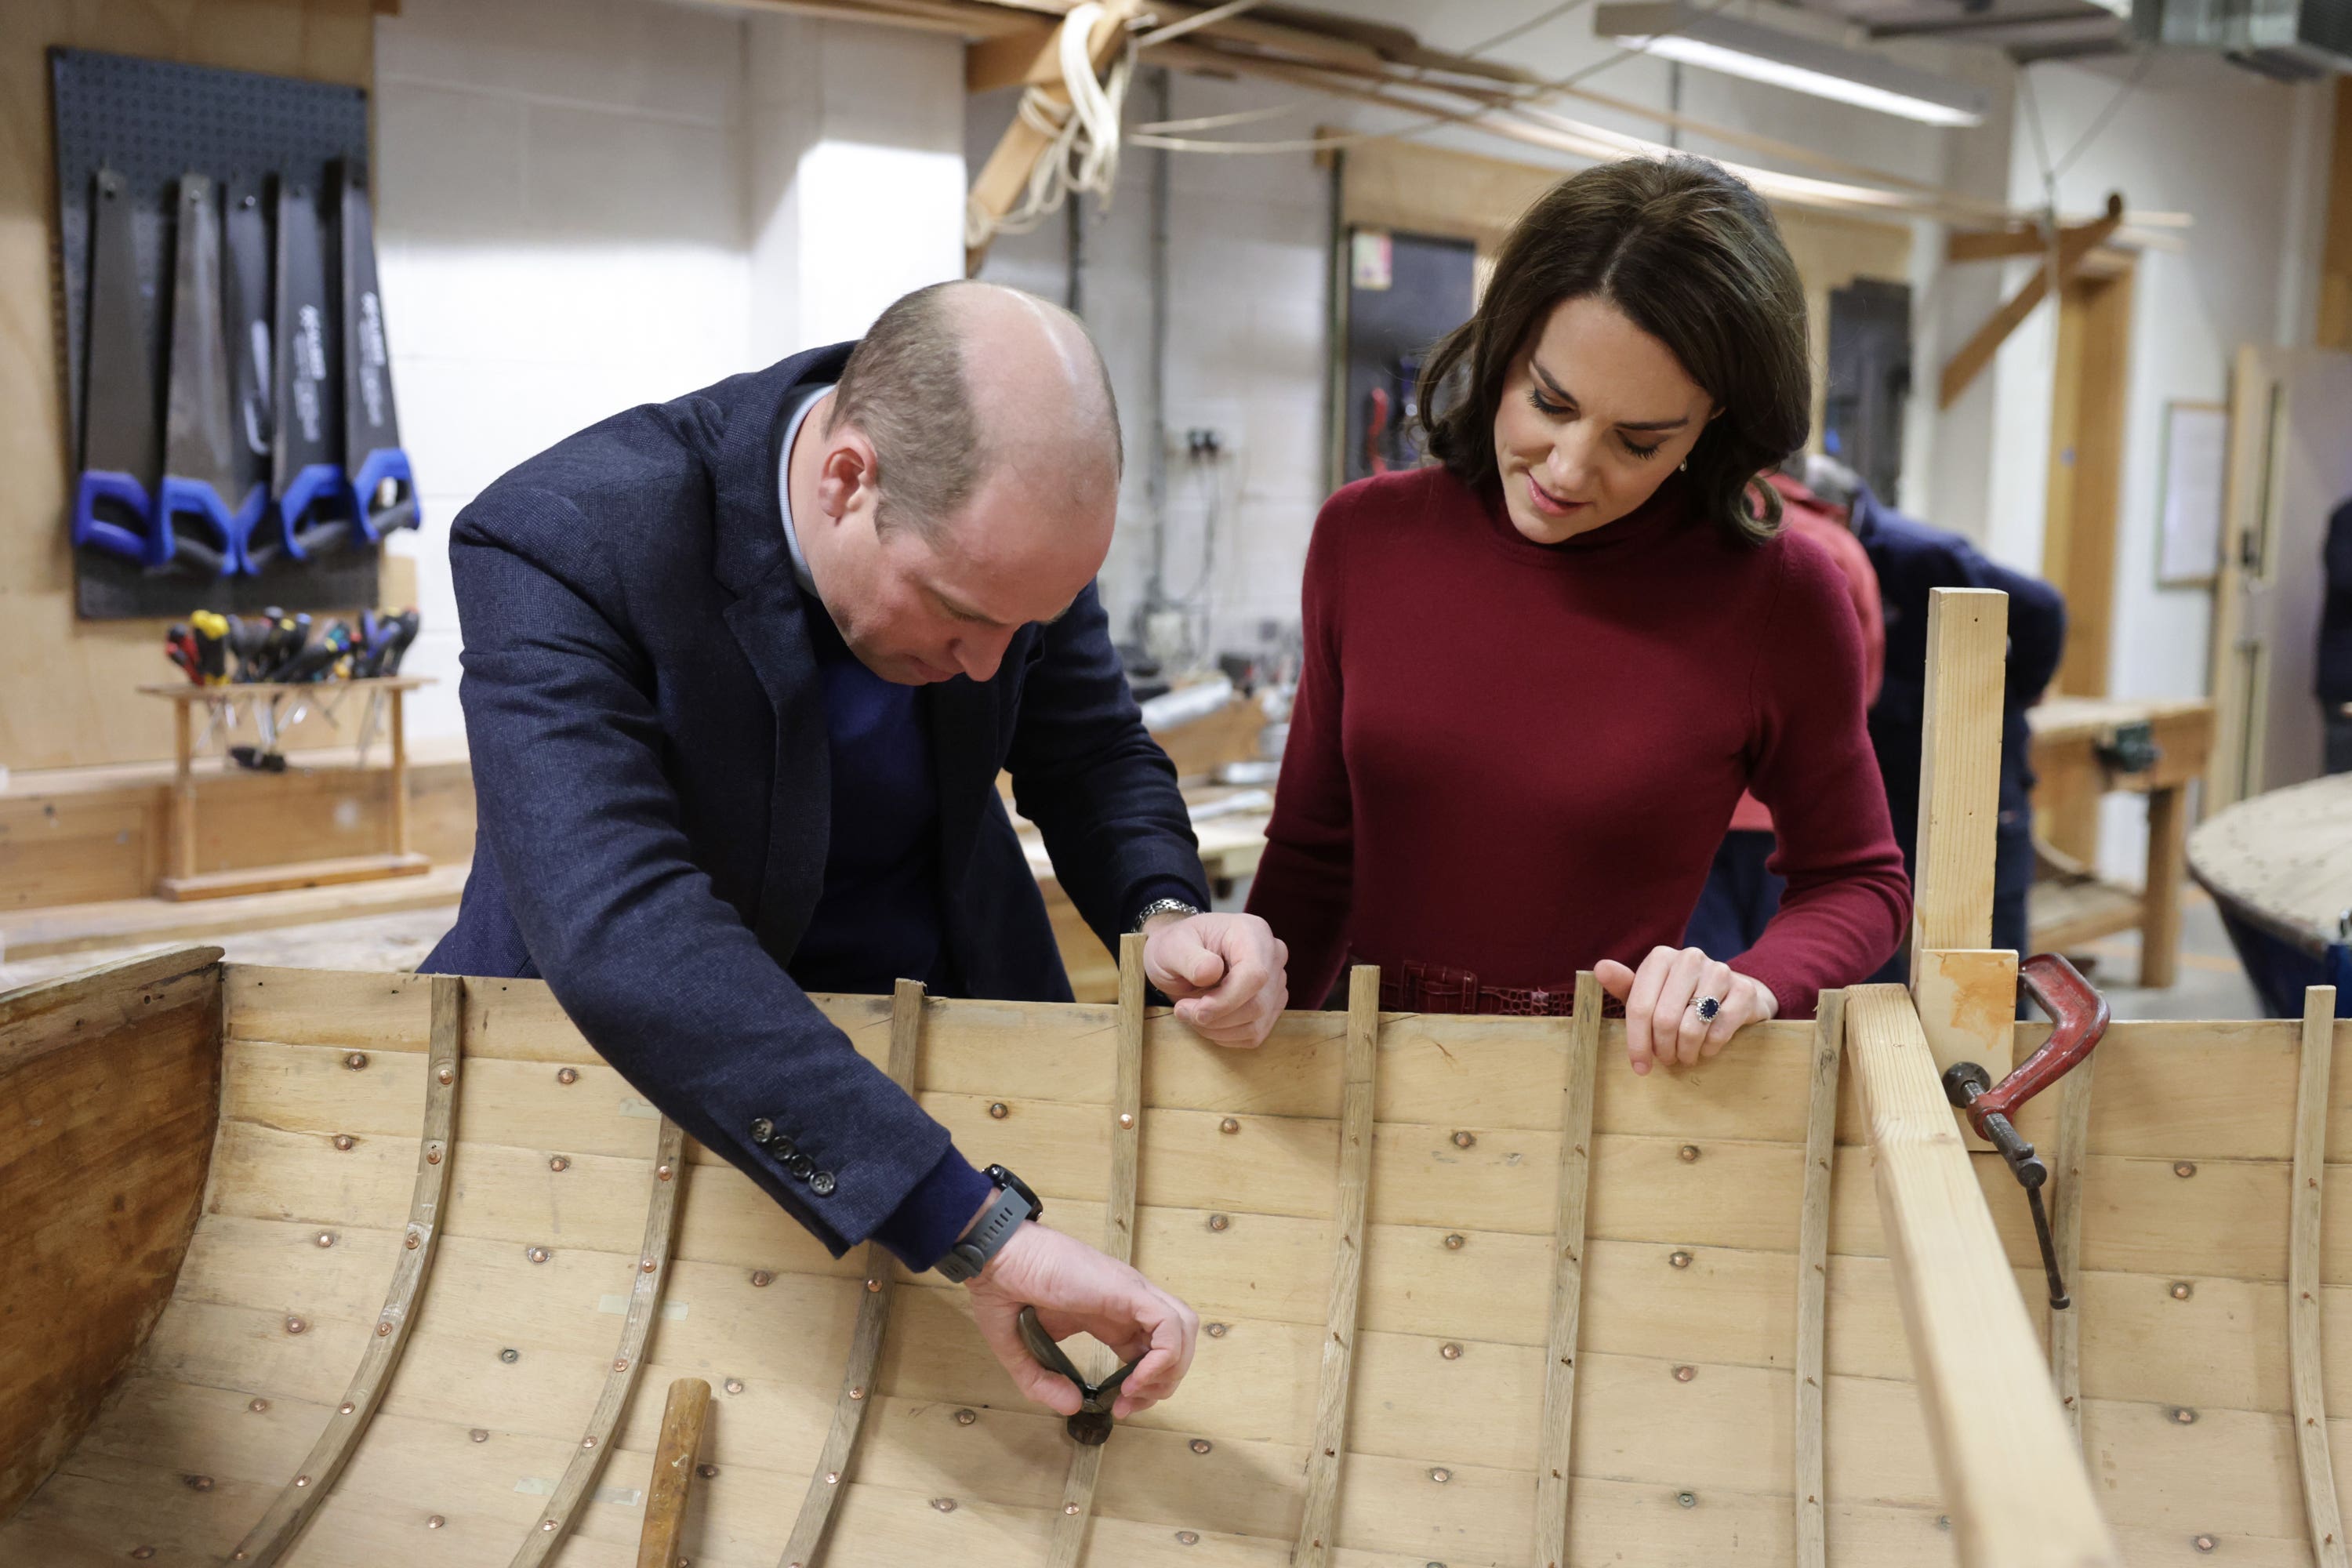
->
[5,940,2339,1567]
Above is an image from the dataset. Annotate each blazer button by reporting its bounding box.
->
[811,1172,837,1197]
[769,1136,798,1161]
[788,1154,815,1180]
[750,1117,774,1144]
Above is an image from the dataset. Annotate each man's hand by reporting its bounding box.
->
[1595,946,1777,1076]
[964,1221,1199,1420]
[1142,910,1289,1047]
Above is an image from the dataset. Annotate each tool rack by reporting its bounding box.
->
[136,675,432,900]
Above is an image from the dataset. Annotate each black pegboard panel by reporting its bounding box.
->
[50,47,381,620]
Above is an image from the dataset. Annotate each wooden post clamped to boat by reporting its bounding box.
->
[637,1377,711,1568]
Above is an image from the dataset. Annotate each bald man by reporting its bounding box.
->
[423,282,1289,1420]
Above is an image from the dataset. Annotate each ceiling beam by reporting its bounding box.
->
[1939,193,2125,408]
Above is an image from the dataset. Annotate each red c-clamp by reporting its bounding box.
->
[1940,953,2111,1310]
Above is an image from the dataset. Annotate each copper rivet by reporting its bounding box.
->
[557,1068,578,1085]
[316,1231,334,1247]
[187,1475,214,1491]
[1191,1438,1212,1454]
[1669,1250,1692,1269]
[615,1358,629,1371]
[2175,1160,2197,1178]
[2194,1536,2216,1552]
[1208,1213,1230,1232]
[1677,1491,1697,1508]
[826,1472,839,1485]
[850,1386,865,1399]
[955,1409,977,1425]
[500,1348,518,1363]
[132,1550,155,1560]
[1220,1117,1240,1134]
[931,1497,956,1512]
[529,1247,550,1264]
[1674,1364,1696,1382]
[550,1156,570,1172]
[339,1403,354,1415]
[405,1233,419,1250]
[1206,1323,1228,1338]
[346,1051,368,1069]
[377,1321,392,1336]
[583,1437,597,1450]
[751,1270,773,1287]
[1065,1504,1080,1515]
[1679,1144,1700,1163]
[1444,1233,1465,1250]
[333,1134,355,1151]
[642,1258,657,1273]
[427,1515,445,1529]
[1119,1112,1135,1129]
[295,1476,310,1488]
[426,1147,441,1165]
[437,1066,454,1084]
[726,1379,745,1395]
[658,1163,673,1181]
[699,1464,718,1479]
[989,1102,1009,1119]
[285,1316,306,1334]
[1429,1467,1451,1483]
[1439,1342,1462,1359]
[866,1278,882,1293]
[1453,1131,1475,1149]
[1177,1531,1200,1545]
[470,1428,488,1443]
[249,1398,269,1413]
[543,1519,557,1532]
[2174,1406,2198,1425]
[2172,1281,2193,1300]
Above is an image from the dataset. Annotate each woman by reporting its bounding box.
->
[1246,156,1909,1076]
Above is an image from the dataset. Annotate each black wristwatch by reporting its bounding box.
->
[935,1163,1042,1283]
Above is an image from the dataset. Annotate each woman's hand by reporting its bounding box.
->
[1595,946,1777,1076]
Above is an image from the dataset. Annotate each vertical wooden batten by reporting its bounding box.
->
[1042,935,1149,1568]
[1292,964,1381,1568]
[227,971,461,1566]
[1793,988,1844,1568]
[1533,972,1602,1568]
[510,1113,689,1566]
[2291,986,2349,1568]
[2046,1052,2095,1443]
[780,978,928,1568]
[640,1377,712,1568]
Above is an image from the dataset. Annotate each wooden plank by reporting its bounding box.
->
[1533,972,1602,1568]
[1911,587,2010,967]
[1292,964,1379,1568]
[1842,983,2118,1567]
[2047,1053,2094,1444]
[158,849,432,902]
[2140,783,2187,989]
[226,972,461,1565]
[963,0,1134,272]
[1795,990,1844,1568]
[509,1116,689,1566]
[2,858,468,964]
[2294,985,2350,1568]
[1911,947,2019,1095]
[0,955,220,1519]
[1043,935,1148,1568]
[637,1377,710,1568]
[2044,264,2136,700]
[1938,194,2125,408]
[778,979,927,1568]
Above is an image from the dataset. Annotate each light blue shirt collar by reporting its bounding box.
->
[775,381,833,597]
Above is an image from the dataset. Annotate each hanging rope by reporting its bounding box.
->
[965,3,1136,252]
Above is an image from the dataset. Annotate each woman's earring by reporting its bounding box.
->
[1679,458,1689,473]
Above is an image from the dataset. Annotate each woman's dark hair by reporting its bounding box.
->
[1417,156,1810,544]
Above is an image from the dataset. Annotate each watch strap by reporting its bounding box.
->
[935,1178,1033,1283]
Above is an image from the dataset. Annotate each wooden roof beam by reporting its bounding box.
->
[1938,193,2125,409]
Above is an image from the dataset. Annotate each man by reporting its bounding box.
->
[422,281,1290,1420]
[2321,495,2351,774]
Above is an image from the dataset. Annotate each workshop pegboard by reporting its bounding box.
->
[50,47,382,620]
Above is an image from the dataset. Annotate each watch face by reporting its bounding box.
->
[987,1163,1043,1216]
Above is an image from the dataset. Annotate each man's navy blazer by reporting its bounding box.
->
[421,343,1211,1258]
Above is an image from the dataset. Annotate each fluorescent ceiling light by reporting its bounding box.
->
[1594,3,1990,126]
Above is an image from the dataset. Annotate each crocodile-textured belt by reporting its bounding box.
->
[1376,958,1578,1018]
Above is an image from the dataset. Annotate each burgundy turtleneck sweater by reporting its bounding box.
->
[1246,465,1909,1020]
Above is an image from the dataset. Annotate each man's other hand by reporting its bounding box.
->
[965,1221,1199,1420]
[1142,910,1288,1047]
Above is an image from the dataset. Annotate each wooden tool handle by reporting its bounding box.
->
[637,1377,711,1568]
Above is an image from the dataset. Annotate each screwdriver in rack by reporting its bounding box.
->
[164,622,202,684]
[189,609,231,685]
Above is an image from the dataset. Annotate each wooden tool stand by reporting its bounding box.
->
[139,677,432,901]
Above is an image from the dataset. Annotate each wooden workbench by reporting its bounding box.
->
[2027,695,2214,985]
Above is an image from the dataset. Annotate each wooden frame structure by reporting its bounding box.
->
[2,590,2342,1566]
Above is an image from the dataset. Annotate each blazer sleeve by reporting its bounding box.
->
[1004,581,1211,954]
[449,485,965,1262]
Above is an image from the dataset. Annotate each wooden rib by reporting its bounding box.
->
[227,973,461,1566]
[2292,985,2349,1568]
[779,979,927,1568]
[639,1377,711,1568]
[1534,972,1603,1568]
[1843,983,2118,1568]
[2046,1051,2095,1445]
[510,1113,689,1566]
[1044,935,1147,1568]
[1795,989,1845,1568]
[1294,964,1381,1568]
